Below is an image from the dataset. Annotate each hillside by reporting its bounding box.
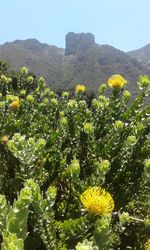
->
[0,32,149,96]
[128,44,150,70]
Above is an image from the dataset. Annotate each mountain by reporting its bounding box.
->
[128,44,150,70]
[0,32,149,96]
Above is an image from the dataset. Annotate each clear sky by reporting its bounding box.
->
[1,0,150,52]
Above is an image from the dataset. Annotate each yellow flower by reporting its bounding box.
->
[10,99,20,110]
[145,239,150,250]
[1,135,9,145]
[80,187,114,215]
[108,74,127,88]
[75,84,86,94]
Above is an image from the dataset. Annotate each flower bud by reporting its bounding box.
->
[98,95,109,107]
[38,77,46,88]
[59,111,65,117]
[143,159,150,178]
[79,100,87,108]
[46,186,57,201]
[83,122,93,134]
[51,98,58,106]
[35,138,46,151]
[67,99,78,109]
[0,101,5,108]
[43,98,49,104]
[114,120,124,130]
[26,95,34,103]
[62,91,69,98]
[49,91,55,98]
[76,239,98,250]
[127,135,137,146]
[137,75,150,89]
[27,75,34,83]
[39,102,46,108]
[92,99,100,109]
[67,159,80,179]
[94,159,110,176]
[6,95,14,102]
[119,212,131,224]
[44,88,51,96]
[20,89,27,97]
[99,84,107,95]
[60,117,68,126]
[1,74,12,84]
[20,66,28,74]
[123,90,131,100]
[144,158,150,169]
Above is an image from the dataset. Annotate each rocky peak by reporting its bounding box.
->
[65,32,95,55]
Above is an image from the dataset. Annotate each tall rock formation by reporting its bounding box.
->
[65,32,95,55]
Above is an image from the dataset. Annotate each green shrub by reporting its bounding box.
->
[0,67,149,249]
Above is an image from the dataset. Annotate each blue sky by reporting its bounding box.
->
[1,0,150,51]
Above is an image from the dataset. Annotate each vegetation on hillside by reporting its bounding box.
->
[0,33,149,97]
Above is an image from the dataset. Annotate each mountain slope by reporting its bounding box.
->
[128,44,150,70]
[0,32,149,96]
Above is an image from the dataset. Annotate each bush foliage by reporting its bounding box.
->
[0,63,150,249]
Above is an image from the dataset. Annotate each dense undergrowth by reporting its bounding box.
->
[0,62,150,249]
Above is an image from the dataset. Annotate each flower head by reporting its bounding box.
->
[80,187,114,215]
[145,239,150,250]
[108,74,127,88]
[75,84,86,94]
[10,98,20,110]
[1,135,9,145]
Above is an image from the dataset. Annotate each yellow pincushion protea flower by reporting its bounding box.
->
[1,135,9,145]
[108,74,127,88]
[145,239,150,250]
[80,187,114,215]
[10,99,20,110]
[75,84,86,94]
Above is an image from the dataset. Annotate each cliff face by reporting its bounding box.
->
[65,32,95,55]
[0,32,149,96]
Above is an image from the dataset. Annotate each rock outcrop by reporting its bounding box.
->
[65,32,95,55]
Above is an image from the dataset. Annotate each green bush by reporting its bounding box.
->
[0,66,149,249]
